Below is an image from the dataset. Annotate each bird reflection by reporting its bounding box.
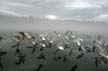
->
[69,65,78,71]
[15,53,26,65]
[0,49,7,70]
[0,31,108,71]
[34,64,43,71]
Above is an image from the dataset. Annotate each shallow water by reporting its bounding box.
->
[0,31,108,71]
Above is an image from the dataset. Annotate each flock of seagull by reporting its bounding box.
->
[0,31,108,71]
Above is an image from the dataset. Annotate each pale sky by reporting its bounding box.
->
[0,0,108,21]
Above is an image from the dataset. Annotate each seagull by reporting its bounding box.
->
[30,42,38,54]
[18,32,25,40]
[40,34,46,42]
[71,35,75,38]
[47,41,53,48]
[78,46,85,52]
[58,46,64,50]
[55,32,61,37]
[42,44,46,48]
[102,57,108,64]
[73,39,82,46]
[98,50,108,59]
[18,32,35,42]
[65,36,69,40]
[13,35,22,42]
[47,37,54,48]
[74,41,81,46]
[39,44,46,52]
[24,32,35,40]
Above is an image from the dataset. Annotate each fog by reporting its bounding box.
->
[0,14,108,35]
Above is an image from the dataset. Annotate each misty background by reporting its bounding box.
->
[0,0,108,34]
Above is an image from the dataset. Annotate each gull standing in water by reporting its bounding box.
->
[53,45,64,55]
[18,32,35,43]
[58,45,64,50]
[73,38,83,46]
[93,35,108,67]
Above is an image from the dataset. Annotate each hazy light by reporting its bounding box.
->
[45,15,58,20]
[96,14,108,21]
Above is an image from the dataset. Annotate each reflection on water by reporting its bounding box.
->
[0,31,108,71]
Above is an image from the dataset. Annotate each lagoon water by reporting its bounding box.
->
[0,31,108,71]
